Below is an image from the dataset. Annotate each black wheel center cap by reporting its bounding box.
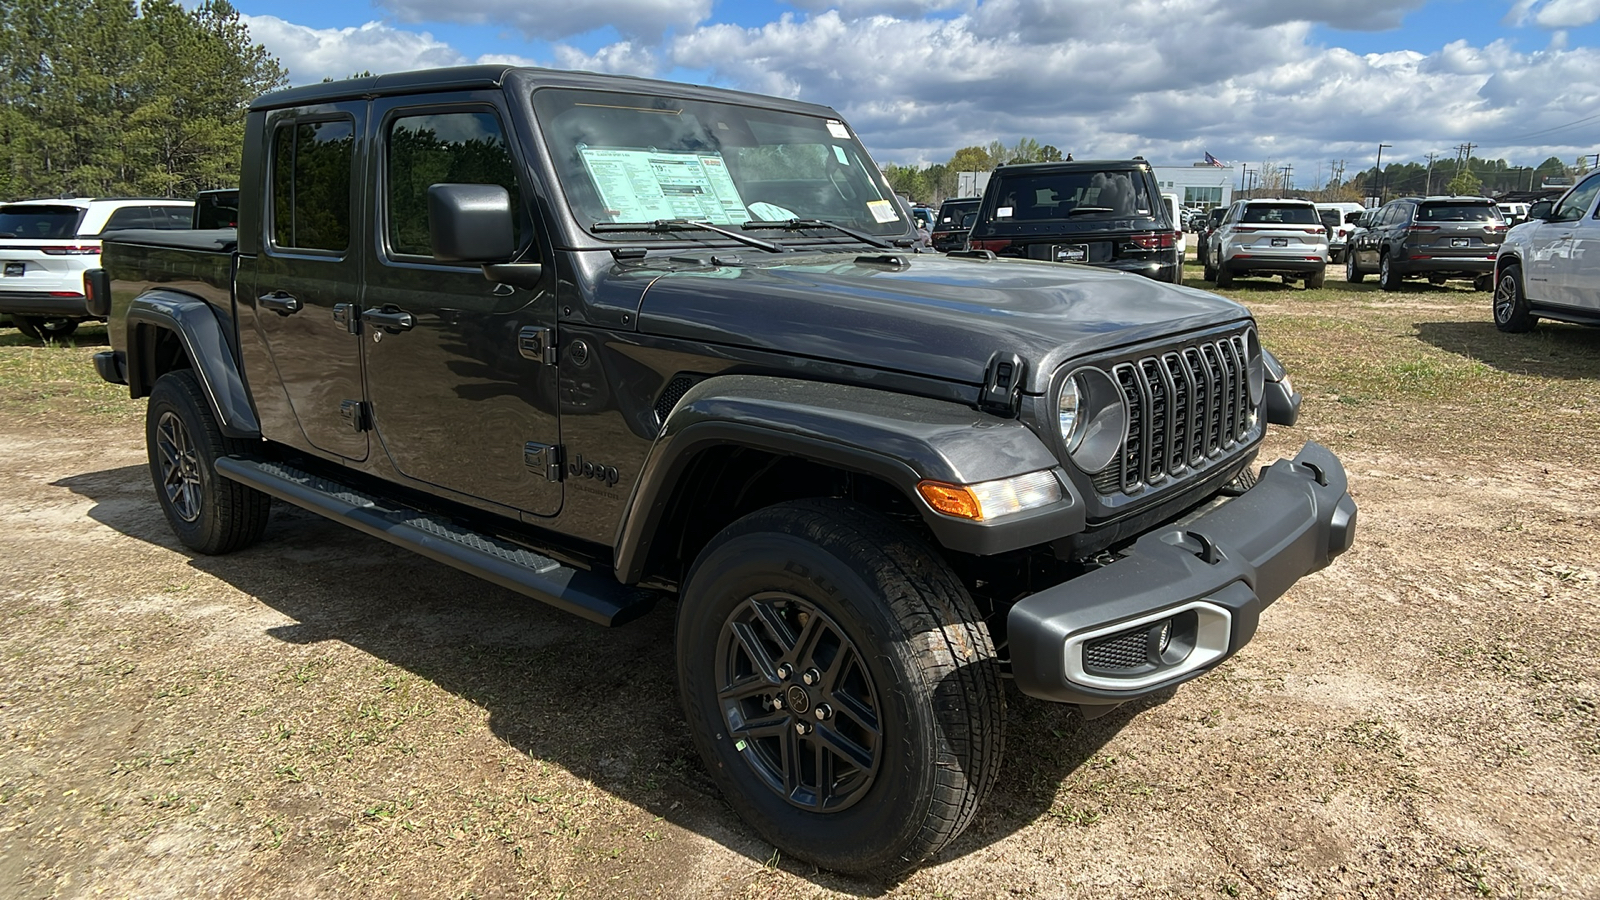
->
[785,684,810,715]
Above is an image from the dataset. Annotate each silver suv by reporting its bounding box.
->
[1204,198,1329,289]
[1,198,193,340]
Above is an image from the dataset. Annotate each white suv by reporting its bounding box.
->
[1204,198,1329,289]
[1494,173,1600,332]
[1,198,194,340]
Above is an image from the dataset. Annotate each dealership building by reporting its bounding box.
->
[1151,163,1235,209]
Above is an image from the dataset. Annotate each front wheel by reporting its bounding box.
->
[677,499,1004,877]
[146,370,272,554]
[1493,264,1537,333]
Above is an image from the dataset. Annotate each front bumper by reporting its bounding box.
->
[1009,441,1355,706]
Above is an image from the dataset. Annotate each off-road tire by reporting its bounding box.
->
[13,316,78,341]
[1345,250,1364,283]
[146,370,271,554]
[1493,264,1537,333]
[1305,266,1326,290]
[677,499,1004,878]
[1378,251,1404,291]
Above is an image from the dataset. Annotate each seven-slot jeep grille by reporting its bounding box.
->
[1091,332,1254,495]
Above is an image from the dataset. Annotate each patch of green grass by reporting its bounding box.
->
[0,324,138,422]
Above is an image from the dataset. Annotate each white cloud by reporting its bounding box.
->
[1532,0,1600,26]
[551,42,660,77]
[241,15,466,85]
[375,0,713,41]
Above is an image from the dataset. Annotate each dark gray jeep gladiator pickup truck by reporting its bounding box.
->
[92,65,1356,877]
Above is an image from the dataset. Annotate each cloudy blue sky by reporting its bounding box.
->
[230,0,1600,188]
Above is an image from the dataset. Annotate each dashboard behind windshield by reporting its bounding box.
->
[530,88,908,239]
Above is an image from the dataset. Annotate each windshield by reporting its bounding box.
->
[0,205,87,239]
[532,88,909,240]
[983,169,1155,222]
[1241,204,1319,225]
[1419,202,1500,222]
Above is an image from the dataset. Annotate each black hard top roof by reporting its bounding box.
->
[993,160,1152,174]
[250,65,843,120]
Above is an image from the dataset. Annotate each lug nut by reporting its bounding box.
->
[802,667,820,686]
[814,704,832,721]
[794,722,812,736]
[776,663,793,681]
[770,694,785,710]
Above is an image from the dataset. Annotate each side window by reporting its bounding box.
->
[1553,175,1600,223]
[271,118,355,252]
[385,109,526,259]
[102,207,153,231]
[152,207,191,229]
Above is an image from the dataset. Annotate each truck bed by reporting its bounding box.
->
[103,228,238,355]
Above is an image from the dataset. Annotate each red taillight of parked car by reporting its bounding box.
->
[1488,224,1508,234]
[968,239,1012,253]
[39,245,99,256]
[1125,231,1175,251]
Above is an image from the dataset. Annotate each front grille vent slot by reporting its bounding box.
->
[1099,333,1253,495]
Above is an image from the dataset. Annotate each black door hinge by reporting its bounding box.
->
[333,303,360,334]
[340,399,371,432]
[518,326,557,365]
[980,351,1026,417]
[524,442,563,482]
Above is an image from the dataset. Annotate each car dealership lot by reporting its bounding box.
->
[1,285,1597,898]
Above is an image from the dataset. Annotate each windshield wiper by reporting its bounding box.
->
[741,218,893,249]
[1063,207,1116,217]
[590,219,782,253]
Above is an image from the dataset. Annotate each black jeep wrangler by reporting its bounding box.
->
[92,66,1356,877]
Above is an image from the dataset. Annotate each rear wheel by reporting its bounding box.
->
[1379,252,1403,291]
[1215,264,1234,288]
[14,316,78,342]
[1493,264,1537,333]
[677,499,1004,877]
[146,370,272,554]
[1305,266,1327,290]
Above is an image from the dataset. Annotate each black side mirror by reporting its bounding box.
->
[427,184,515,262]
[1527,200,1554,221]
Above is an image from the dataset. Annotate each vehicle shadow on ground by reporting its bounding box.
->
[0,326,110,349]
[1415,320,1600,379]
[56,464,1160,893]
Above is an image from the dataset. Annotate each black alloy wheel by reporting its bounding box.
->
[155,410,204,523]
[716,592,882,813]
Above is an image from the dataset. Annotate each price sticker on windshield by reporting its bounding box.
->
[826,120,850,139]
[867,200,899,223]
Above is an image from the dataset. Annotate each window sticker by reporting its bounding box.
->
[867,200,900,223]
[996,206,1014,218]
[826,120,851,139]
[579,146,749,224]
[833,145,849,165]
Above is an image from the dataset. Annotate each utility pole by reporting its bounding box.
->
[1281,164,1294,194]
[1424,152,1438,195]
[1375,143,1392,203]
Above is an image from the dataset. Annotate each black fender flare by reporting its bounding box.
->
[126,290,261,439]
[612,374,1084,582]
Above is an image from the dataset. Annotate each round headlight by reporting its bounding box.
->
[1246,328,1265,406]
[1057,377,1082,445]
[1060,367,1128,474]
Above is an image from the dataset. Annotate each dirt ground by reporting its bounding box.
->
[1,281,1598,899]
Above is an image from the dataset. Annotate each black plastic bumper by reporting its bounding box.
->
[93,350,127,385]
[0,291,90,317]
[1224,257,1324,275]
[1008,442,1356,706]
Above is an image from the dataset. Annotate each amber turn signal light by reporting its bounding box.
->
[916,480,983,521]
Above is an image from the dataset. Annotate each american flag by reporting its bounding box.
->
[1204,152,1225,168]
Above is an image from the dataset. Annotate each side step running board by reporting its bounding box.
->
[216,457,656,627]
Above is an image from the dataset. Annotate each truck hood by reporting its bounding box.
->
[629,252,1250,392]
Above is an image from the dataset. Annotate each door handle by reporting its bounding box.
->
[361,307,415,332]
[258,291,301,315]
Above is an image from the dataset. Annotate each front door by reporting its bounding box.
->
[1544,173,1600,309]
[358,95,562,516]
[250,104,368,460]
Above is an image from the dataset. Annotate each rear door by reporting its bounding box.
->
[358,93,562,516]
[249,104,369,460]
